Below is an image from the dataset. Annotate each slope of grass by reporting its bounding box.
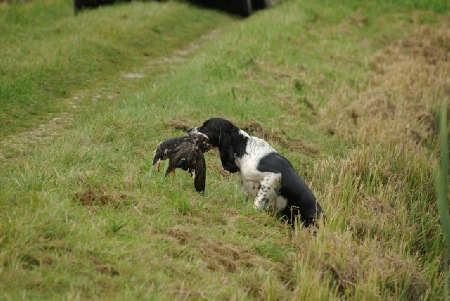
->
[1,0,449,300]
[0,0,234,137]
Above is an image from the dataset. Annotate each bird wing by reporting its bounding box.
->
[164,141,194,177]
[153,136,191,166]
[154,136,208,193]
[194,149,206,193]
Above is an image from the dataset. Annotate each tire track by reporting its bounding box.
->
[0,29,222,160]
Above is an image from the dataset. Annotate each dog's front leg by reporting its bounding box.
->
[254,173,282,211]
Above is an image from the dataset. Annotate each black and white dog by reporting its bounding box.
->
[188,118,323,227]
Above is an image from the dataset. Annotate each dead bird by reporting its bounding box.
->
[152,133,211,193]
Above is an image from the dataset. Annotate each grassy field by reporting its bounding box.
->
[1,0,449,300]
[0,0,234,137]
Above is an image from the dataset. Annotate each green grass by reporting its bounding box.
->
[1,0,450,300]
[434,103,450,300]
[0,0,234,137]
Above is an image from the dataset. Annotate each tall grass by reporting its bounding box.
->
[434,103,450,299]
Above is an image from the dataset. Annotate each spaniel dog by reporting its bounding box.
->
[188,118,323,227]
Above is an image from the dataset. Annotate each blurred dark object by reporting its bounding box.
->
[74,0,270,16]
[74,0,130,14]
[189,0,270,17]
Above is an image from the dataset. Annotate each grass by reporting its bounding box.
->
[434,103,450,300]
[0,0,234,137]
[1,0,450,300]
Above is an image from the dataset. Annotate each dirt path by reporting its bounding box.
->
[0,29,222,160]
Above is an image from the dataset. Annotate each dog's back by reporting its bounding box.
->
[257,152,323,226]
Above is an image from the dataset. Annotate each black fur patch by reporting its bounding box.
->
[257,152,323,226]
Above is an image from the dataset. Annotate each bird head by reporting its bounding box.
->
[191,133,211,153]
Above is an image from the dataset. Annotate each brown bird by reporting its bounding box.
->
[152,133,211,193]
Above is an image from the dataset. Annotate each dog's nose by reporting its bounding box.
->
[186,127,193,133]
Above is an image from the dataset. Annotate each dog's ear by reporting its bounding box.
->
[218,132,239,173]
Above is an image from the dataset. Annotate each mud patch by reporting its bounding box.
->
[164,118,196,132]
[168,227,191,245]
[199,241,242,272]
[167,226,273,273]
[74,187,127,208]
[198,239,272,273]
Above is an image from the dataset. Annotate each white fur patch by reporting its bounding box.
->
[254,172,282,211]
[234,131,287,213]
[240,179,260,199]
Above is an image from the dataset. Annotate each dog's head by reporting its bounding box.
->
[187,118,241,173]
[188,118,238,147]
